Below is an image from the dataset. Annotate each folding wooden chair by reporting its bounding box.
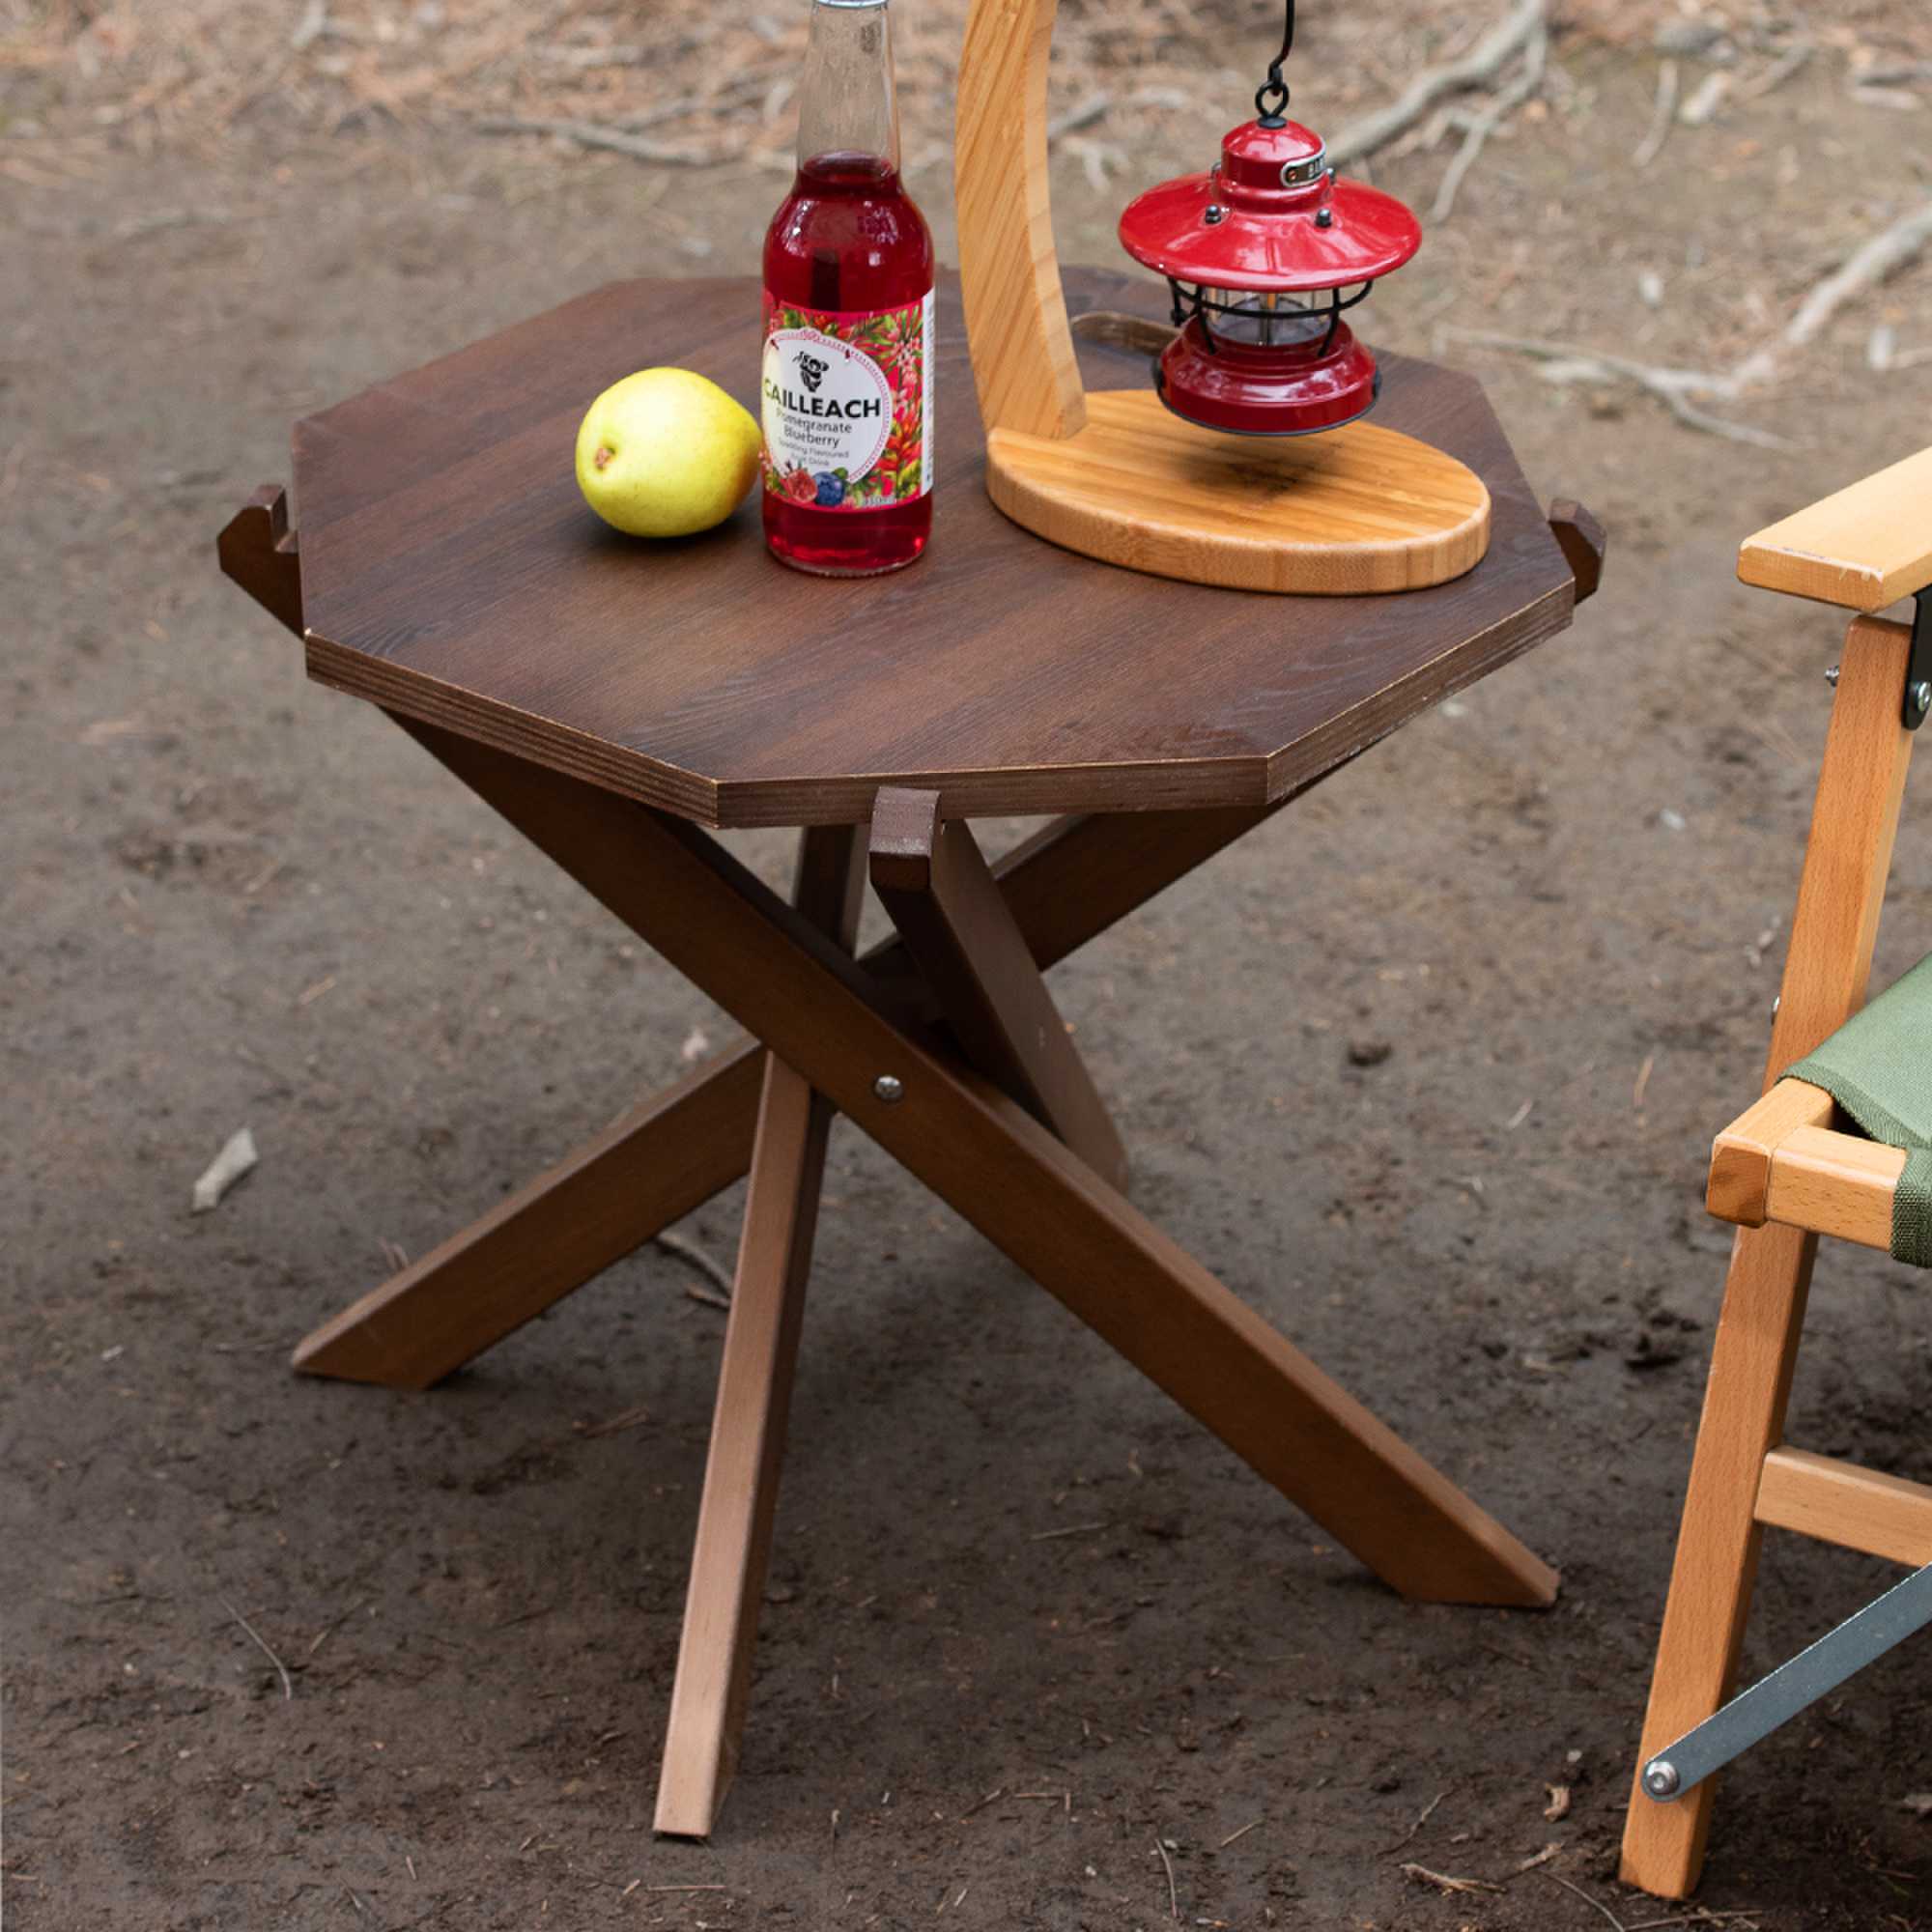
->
[1621,445,1932,1898]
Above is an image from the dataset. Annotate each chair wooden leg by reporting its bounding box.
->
[655,828,865,1838]
[1622,612,1916,1896]
[406,724,1558,1609]
[1618,1222,1817,1898]
[290,1047,765,1388]
[869,786,1129,1191]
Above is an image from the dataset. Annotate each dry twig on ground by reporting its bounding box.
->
[1443,187,1932,442]
[1152,1838,1179,1920]
[1539,1869,1631,1931]
[1634,58,1678,168]
[1378,1787,1449,1852]
[1429,20,1548,221]
[1400,1861,1504,1895]
[476,115,736,167]
[1437,327,1788,446]
[1738,41,1812,101]
[653,1229,734,1300]
[220,1595,294,1701]
[1678,70,1731,127]
[1329,0,1547,165]
[1733,193,1932,384]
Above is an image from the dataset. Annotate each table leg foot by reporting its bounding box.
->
[653,1056,835,1837]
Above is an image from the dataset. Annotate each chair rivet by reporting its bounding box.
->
[1913,680,1931,718]
[873,1074,905,1103]
[1643,1760,1681,1800]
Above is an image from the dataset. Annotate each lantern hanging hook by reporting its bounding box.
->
[1254,0,1294,126]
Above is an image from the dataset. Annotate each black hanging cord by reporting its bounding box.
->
[1254,0,1294,125]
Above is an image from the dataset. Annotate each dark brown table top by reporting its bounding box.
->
[292,268,1577,828]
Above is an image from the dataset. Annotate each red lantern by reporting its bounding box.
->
[1117,3,1421,438]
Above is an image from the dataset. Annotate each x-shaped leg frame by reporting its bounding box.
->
[294,718,1558,1835]
[227,478,1557,1839]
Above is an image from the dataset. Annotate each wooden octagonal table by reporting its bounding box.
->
[219,266,1601,1838]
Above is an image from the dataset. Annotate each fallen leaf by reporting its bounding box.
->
[191,1126,258,1212]
[1544,1783,1572,1822]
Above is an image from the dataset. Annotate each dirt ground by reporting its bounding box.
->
[9,3,1932,1927]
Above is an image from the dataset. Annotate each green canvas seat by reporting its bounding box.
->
[1788,949,1932,1266]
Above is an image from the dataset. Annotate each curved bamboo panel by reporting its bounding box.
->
[954,0,1086,440]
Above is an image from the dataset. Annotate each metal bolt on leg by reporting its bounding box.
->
[1642,1759,1681,1801]
[872,1074,905,1104]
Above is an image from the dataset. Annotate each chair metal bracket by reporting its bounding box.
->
[1641,1558,1932,1802]
[1904,589,1931,729]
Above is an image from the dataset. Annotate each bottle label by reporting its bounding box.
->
[760,290,933,510]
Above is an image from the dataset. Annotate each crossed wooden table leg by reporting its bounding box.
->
[287,713,1558,1837]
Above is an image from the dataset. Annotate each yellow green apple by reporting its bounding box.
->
[574,368,760,538]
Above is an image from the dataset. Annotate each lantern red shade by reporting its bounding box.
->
[1118,116,1421,438]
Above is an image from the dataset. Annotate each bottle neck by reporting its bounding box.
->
[796,0,900,176]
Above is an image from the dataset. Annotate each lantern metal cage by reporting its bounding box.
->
[1153,279,1381,437]
[1165,282,1374,350]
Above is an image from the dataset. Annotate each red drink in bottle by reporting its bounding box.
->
[761,0,933,577]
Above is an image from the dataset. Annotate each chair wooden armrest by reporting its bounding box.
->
[1707,1076,1905,1249]
[1738,445,1932,611]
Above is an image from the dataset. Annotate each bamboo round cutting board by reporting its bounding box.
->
[985,388,1492,596]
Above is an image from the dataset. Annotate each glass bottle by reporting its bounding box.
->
[760,0,934,577]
